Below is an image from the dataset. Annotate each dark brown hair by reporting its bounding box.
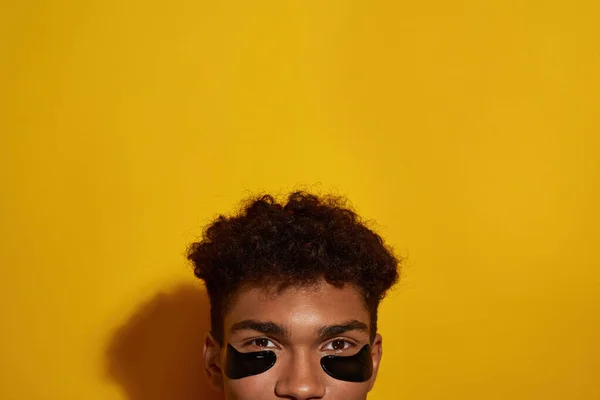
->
[187,191,400,344]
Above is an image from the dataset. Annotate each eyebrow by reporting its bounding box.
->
[230,320,290,337]
[229,319,369,339]
[316,319,369,339]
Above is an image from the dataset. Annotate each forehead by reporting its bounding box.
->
[224,282,370,337]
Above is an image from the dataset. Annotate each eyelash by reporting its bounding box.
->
[244,338,278,349]
[242,337,357,352]
[323,338,357,352]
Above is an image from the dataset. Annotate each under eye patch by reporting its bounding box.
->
[320,344,373,382]
[224,343,373,382]
[225,344,277,379]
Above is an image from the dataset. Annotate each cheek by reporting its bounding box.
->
[223,368,372,400]
[224,370,277,400]
[325,379,371,400]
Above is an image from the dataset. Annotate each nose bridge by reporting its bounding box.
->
[275,348,326,399]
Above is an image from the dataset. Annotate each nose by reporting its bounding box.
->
[275,351,326,399]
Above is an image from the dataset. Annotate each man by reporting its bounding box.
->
[187,191,400,399]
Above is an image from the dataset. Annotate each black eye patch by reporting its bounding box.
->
[320,344,373,382]
[224,343,373,382]
[225,344,277,379]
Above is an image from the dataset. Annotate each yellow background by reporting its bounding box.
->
[1,1,599,399]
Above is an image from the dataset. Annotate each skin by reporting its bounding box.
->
[203,280,383,400]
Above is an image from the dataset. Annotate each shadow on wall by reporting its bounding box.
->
[106,283,224,400]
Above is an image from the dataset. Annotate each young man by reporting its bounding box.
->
[187,192,400,400]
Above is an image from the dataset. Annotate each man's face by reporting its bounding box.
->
[203,281,383,400]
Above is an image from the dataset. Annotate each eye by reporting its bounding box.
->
[247,338,277,349]
[323,339,355,352]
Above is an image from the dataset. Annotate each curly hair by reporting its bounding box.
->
[187,191,400,344]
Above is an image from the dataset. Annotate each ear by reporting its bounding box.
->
[367,333,383,391]
[203,332,225,392]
